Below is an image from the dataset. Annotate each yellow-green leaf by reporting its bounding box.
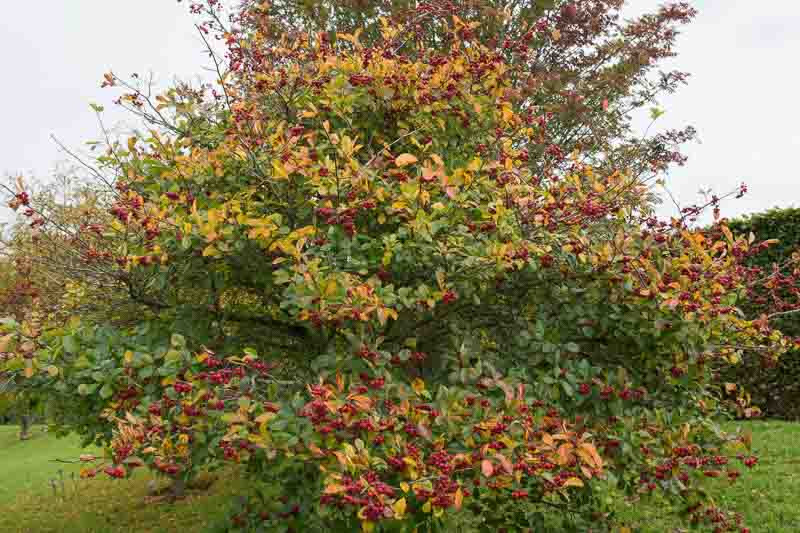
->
[392,497,407,518]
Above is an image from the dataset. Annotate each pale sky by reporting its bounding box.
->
[1,1,799,223]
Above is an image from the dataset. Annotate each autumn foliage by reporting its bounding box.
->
[1,1,796,531]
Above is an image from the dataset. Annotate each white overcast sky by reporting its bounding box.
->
[1,1,798,224]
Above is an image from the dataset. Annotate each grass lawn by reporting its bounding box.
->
[0,424,97,504]
[0,426,244,532]
[0,421,799,532]
[614,419,800,532]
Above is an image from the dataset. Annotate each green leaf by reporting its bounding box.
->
[165,349,183,363]
[77,384,97,396]
[62,335,79,354]
[565,342,580,353]
[170,333,186,349]
[99,384,114,399]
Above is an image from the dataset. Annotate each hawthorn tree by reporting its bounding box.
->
[0,1,793,532]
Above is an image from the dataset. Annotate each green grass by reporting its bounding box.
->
[0,426,243,532]
[0,425,100,504]
[615,420,800,532]
[1,422,799,532]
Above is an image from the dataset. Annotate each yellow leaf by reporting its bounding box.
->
[435,270,446,290]
[562,477,584,488]
[324,280,338,297]
[361,521,375,533]
[202,245,220,257]
[411,378,426,395]
[254,413,276,424]
[272,159,289,179]
[0,334,15,352]
[392,497,407,518]
[376,307,389,326]
[422,500,432,513]
[395,153,418,167]
[454,487,464,510]
[124,350,134,365]
[400,482,410,493]
[45,365,59,377]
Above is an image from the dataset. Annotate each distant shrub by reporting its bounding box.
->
[726,208,800,419]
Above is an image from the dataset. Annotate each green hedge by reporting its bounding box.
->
[726,207,800,418]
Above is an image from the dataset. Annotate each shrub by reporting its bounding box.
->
[0,1,791,531]
[723,208,800,419]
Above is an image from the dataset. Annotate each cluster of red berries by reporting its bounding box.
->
[173,382,192,394]
[103,466,126,478]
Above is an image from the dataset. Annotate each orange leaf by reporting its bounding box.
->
[333,451,348,467]
[481,459,494,478]
[579,443,603,470]
[557,443,573,466]
[454,488,464,510]
[395,154,418,167]
[324,484,347,494]
[497,453,513,475]
[349,395,372,411]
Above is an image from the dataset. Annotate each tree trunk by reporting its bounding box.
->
[19,414,31,440]
[170,478,186,500]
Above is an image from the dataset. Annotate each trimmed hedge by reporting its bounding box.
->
[726,207,800,418]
